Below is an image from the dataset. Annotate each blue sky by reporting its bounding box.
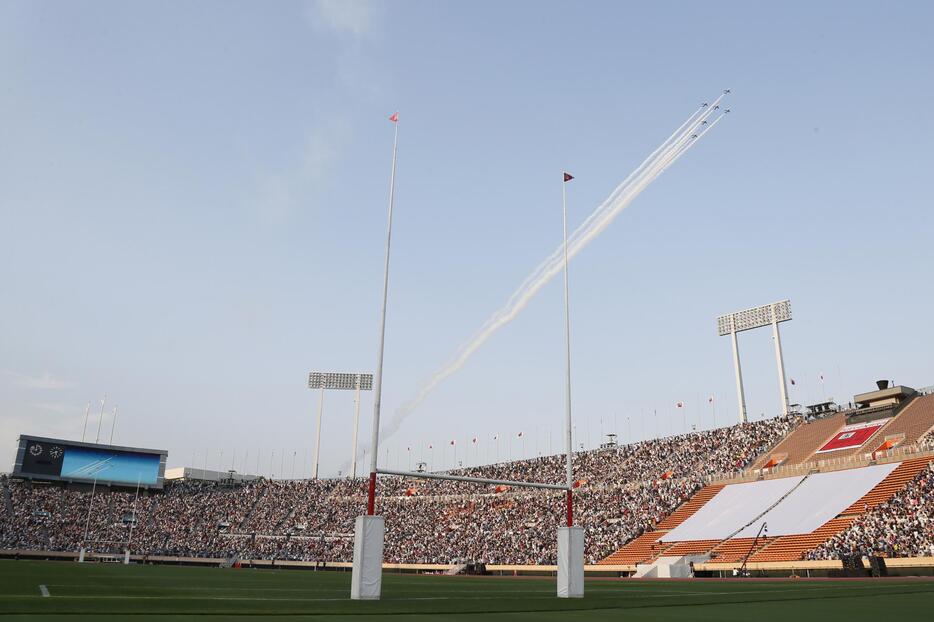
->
[1,0,932,478]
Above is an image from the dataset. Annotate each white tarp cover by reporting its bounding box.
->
[731,462,898,538]
[662,463,899,542]
[661,476,805,542]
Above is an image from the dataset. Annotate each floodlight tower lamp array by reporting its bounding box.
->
[307,372,374,479]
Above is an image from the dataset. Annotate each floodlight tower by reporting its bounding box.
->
[717,300,792,423]
[307,372,374,479]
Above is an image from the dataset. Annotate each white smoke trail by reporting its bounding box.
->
[346,94,730,469]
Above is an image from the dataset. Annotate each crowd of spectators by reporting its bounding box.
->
[0,415,796,564]
[806,460,934,560]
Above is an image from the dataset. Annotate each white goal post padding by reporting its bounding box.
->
[351,515,384,600]
[557,526,584,598]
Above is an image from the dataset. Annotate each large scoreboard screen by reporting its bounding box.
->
[13,435,167,489]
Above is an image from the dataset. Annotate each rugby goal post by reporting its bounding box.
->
[351,115,583,600]
[352,469,583,600]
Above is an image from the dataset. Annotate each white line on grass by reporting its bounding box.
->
[5,582,928,603]
[38,585,50,597]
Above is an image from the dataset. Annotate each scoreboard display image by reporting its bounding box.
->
[13,435,167,489]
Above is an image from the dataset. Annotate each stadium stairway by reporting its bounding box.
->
[274,507,296,533]
[1,477,12,517]
[237,488,267,531]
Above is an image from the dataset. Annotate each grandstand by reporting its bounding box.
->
[598,385,934,576]
[1,382,933,579]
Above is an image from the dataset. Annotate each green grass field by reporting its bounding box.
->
[1,560,933,620]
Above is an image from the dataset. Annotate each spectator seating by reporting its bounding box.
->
[752,413,846,469]
[808,459,934,560]
[598,456,933,566]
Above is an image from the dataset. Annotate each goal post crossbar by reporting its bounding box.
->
[376,468,568,491]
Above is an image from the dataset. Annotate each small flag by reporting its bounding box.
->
[389,112,399,123]
[563,172,574,182]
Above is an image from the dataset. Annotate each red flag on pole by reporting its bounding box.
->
[563,172,574,182]
[389,112,399,123]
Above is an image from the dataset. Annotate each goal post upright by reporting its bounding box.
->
[558,171,584,598]
[351,112,399,601]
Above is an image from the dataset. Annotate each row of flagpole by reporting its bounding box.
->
[172,384,828,480]
[79,395,120,445]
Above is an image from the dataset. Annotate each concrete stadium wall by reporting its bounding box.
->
[3,549,932,577]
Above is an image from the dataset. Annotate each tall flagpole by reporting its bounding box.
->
[367,112,399,515]
[81,401,91,443]
[95,395,106,444]
[562,171,574,527]
[109,405,118,445]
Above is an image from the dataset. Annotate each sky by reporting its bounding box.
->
[2,0,933,479]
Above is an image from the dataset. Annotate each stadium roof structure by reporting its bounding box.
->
[164,467,261,483]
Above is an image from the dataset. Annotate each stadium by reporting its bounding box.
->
[3,378,934,618]
[3,2,934,620]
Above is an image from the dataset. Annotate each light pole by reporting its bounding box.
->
[717,300,793,423]
[307,372,373,479]
[80,401,91,443]
[94,395,106,444]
